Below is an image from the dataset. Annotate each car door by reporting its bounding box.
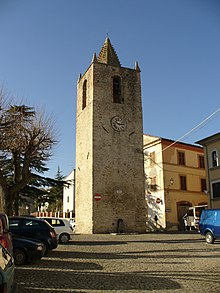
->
[214,211,220,238]
[21,219,43,240]
[0,243,16,292]
[9,218,23,235]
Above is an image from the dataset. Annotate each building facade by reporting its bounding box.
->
[75,38,147,234]
[63,169,75,217]
[143,134,208,231]
[196,133,220,208]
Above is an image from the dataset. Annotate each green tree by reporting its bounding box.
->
[47,167,65,212]
[0,90,60,215]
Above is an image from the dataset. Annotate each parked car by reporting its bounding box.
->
[0,213,13,254]
[12,235,45,265]
[69,218,75,231]
[199,209,220,244]
[41,217,74,243]
[0,242,17,292]
[9,216,58,254]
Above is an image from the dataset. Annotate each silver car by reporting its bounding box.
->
[41,217,74,243]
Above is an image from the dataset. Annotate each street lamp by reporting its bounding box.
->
[169,178,174,186]
[165,178,174,229]
[166,178,174,201]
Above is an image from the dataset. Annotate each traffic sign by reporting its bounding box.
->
[156,198,161,204]
[94,193,102,201]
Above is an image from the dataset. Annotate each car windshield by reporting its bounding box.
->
[41,219,54,229]
[44,219,65,227]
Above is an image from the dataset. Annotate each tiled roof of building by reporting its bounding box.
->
[97,37,121,67]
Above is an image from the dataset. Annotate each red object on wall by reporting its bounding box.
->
[94,193,102,201]
[156,198,161,204]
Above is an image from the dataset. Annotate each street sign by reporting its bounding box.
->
[156,198,161,204]
[94,193,102,201]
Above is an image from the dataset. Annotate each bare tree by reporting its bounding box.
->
[0,90,58,215]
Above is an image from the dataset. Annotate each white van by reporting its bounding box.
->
[41,217,74,243]
[183,205,208,230]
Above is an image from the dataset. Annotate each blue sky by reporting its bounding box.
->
[0,0,220,178]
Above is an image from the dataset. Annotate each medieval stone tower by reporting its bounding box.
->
[75,38,146,234]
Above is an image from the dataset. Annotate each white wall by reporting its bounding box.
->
[143,135,166,230]
[63,169,75,215]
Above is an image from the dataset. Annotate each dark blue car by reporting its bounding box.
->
[199,209,220,244]
[9,216,58,254]
[12,235,45,265]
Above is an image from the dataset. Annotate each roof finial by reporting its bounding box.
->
[92,52,97,63]
[77,73,82,82]
[135,61,141,72]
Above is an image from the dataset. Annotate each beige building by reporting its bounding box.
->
[143,134,208,231]
[196,133,220,208]
[75,38,146,234]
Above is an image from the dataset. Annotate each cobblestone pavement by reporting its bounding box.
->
[14,233,220,293]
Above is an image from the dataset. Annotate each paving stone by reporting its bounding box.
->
[15,233,220,292]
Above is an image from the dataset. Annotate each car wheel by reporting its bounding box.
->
[41,243,47,256]
[205,232,215,244]
[41,242,50,256]
[14,248,27,265]
[59,233,70,243]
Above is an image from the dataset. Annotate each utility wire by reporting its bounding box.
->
[161,107,220,153]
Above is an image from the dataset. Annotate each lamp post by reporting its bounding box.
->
[169,178,174,186]
[166,178,174,205]
[165,178,174,230]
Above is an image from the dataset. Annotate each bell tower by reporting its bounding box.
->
[75,38,146,233]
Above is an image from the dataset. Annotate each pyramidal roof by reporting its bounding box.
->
[97,38,121,67]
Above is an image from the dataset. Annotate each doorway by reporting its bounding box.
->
[177,201,192,231]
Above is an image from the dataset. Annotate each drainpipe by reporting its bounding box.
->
[205,145,212,208]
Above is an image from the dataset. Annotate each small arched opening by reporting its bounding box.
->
[116,218,124,234]
[113,76,123,103]
[82,79,87,110]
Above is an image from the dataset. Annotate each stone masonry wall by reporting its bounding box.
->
[92,63,146,233]
[75,61,147,234]
[75,65,94,234]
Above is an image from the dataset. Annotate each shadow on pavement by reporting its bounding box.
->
[15,269,181,292]
[33,258,103,270]
[68,240,128,246]
[45,245,220,261]
[129,238,204,244]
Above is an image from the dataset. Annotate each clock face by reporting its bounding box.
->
[111,116,126,131]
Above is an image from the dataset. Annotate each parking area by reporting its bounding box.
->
[15,232,220,292]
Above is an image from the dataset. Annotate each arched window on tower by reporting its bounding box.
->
[212,150,219,167]
[82,80,87,110]
[113,76,123,103]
